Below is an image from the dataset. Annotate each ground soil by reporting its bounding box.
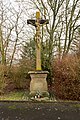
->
[0,102,80,120]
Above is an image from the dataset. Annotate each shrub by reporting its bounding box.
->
[52,55,80,101]
[9,66,30,90]
[3,65,30,92]
[0,58,35,93]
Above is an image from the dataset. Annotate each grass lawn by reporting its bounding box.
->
[0,91,29,101]
[0,91,51,101]
[0,91,80,103]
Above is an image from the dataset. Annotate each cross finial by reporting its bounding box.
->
[36,11,40,19]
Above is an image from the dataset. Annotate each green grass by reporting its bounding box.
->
[8,105,17,109]
[0,91,29,101]
[72,104,80,108]
[0,91,80,102]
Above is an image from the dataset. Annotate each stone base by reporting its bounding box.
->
[28,71,49,97]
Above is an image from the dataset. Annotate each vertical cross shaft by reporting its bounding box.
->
[36,11,41,70]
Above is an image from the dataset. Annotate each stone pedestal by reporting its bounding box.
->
[28,71,49,96]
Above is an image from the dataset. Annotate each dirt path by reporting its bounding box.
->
[0,102,80,120]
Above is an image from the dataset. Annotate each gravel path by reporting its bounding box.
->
[0,102,80,120]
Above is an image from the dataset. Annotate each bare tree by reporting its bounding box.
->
[63,0,80,56]
[0,0,29,67]
[29,0,80,57]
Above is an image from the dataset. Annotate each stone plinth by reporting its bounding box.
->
[28,71,49,96]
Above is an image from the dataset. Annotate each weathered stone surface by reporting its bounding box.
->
[28,71,49,95]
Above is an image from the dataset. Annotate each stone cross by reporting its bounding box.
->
[27,11,49,70]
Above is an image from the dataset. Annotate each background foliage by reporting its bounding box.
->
[53,55,80,101]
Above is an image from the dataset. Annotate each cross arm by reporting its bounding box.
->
[27,19,49,27]
[40,19,49,25]
[27,19,36,27]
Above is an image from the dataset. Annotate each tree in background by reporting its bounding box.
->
[20,37,36,69]
[0,0,79,67]
[0,0,29,67]
[0,0,30,92]
[30,0,80,56]
[20,0,80,83]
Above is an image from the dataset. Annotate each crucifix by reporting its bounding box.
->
[27,11,49,70]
